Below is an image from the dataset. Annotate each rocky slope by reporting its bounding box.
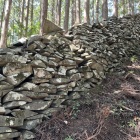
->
[0,14,140,139]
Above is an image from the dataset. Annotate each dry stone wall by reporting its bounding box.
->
[0,14,140,140]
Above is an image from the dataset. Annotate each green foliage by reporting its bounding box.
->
[130,55,138,63]
[64,136,74,140]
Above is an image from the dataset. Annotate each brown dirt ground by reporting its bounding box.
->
[34,56,140,140]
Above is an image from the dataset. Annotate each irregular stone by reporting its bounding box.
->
[31,60,46,68]
[11,110,38,119]
[0,116,23,127]
[68,92,81,99]
[20,100,52,110]
[3,91,32,103]
[50,78,70,85]
[3,63,32,76]
[31,77,49,84]
[20,119,42,130]
[44,95,66,100]
[0,127,17,133]
[26,114,47,120]
[0,81,13,91]
[6,73,31,86]
[84,72,94,79]
[0,74,6,81]
[0,54,28,66]
[33,68,52,79]
[58,66,67,75]
[3,101,27,109]
[0,107,6,115]
[34,53,48,64]
[34,41,46,49]
[70,73,82,81]
[21,130,35,140]
[15,82,40,92]
[59,59,77,66]
[0,132,20,140]
[52,99,65,107]
[41,108,61,116]
[20,91,48,99]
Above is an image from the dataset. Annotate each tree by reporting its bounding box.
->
[64,0,70,31]
[84,0,90,24]
[75,0,81,24]
[91,0,95,24]
[71,0,76,26]
[0,0,12,48]
[40,0,48,35]
[56,0,62,26]
[0,0,6,29]
[102,0,108,20]
[95,0,100,23]
[25,0,30,36]
[113,0,118,17]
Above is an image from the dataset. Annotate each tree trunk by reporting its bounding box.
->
[25,0,30,36]
[122,0,125,16]
[0,0,6,29]
[71,0,76,26]
[51,0,55,23]
[91,0,95,24]
[40,0,48,35]
[64,0,70,31]
[84,0,90,24]
[75,0,81,24]
[56,0,61,26]
[95,0,100,23]
[31,0,34,30]
[102,0,108,20]
[0,0,12,48]
[113,0,118,17]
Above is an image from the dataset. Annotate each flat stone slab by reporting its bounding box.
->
[0,132,20,139]
[21,130,35,140]
[11,110,38,119]
[0,107,6,115]
[0,116,23,127]
[6,73,31,86]
[50,78,70,85]
[20,100,52,110]
[3,91,32,103]
[0,127,17,133]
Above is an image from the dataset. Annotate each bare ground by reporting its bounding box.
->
[34,56,140,140]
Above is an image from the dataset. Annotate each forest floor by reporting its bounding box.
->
[34,56,140,140]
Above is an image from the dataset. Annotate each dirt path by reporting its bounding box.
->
[34,56,140,140]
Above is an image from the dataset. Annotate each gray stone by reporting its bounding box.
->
[20,119,42,130]
[0,127,17,133]
[31,60,46,68]
[0,132,20,139]
[11,110,38,119]
[0,74,6,81]
[3,101,27,109]
[70,73,82,81]
[0,116,23,127]
[3,63,33,76]
[0,107,6,115]
[58,66,67,75]
[50,78,70,85]
[6,73,31,86]
[22,130,35,140]
[20,91,48,99]
[41,108,61,116]
[3,91,32,103]
[20,100,52,110]
[59,59,77,66]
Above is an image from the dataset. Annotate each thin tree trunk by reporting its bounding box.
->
[0,0,6,29]
[71,0,76,26]
[64,0,70,31]
[102,0,108,20]
[51,0,55,23]
[56,0,61,26]
[31,0,34,31]
[40,0,48,35]
[84,0,90,24]
[95,0,100,23]
[122,0,125,16]
[75,0,81,24]
[113,0,118,17]
[0,0,12,48]
[25,0,30,36]
[92,0,95,24]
